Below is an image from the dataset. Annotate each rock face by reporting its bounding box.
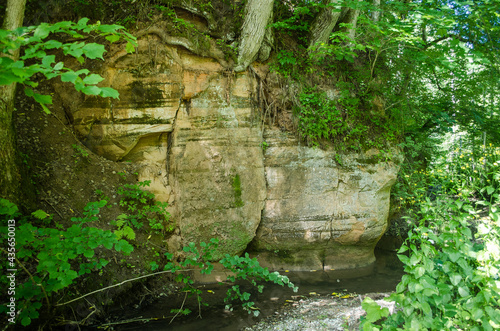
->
[253,129,399,270]
[61,34,399,270]
[169,65,266,259]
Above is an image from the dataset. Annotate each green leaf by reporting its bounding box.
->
[362,297,390,323]
[40,103,51,114]
[83,74,104,85]
[0,71,24,85]
[43,39,63,49]
[60,71,79,83]
[122,226,136,240]
[414,266,426,278]
[76,17,90,27]
[24,87,34,97]
[126,41,135,53]
[458,286,470,297]
[41,55,55,67]
[450,274,462,286]
[65,42,85,58]
[83,249,95,258]
[447,251,461,263]
[106,34,121,43]
[98,24,125,33]
[82,43,105,59]
[32,210,50,220]
[75,69,90,77]
[81,85,101,96]
[33,93,52,105]
[21,316,32,326]
[34,23,52,39]
[53,62,64,70]
[115,239,133,255]
[0,198,19,216]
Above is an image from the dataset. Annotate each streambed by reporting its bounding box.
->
[103,250,403,330]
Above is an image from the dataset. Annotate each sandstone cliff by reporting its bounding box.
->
[55,32,399,271]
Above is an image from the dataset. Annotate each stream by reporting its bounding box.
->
[102,249,403,331]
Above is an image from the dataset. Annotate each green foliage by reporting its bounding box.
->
[161,238,298,318]
[271,1,317,44]
[431,142,500,202]
[0,18,136,113]
[154,5,197,32]
[361,143,500,330]
[309,28,373,63]
[113,180,173,234]
[393,137,500,217]
[220,252,298,316]
[268,4,402,152]
[71,144,89,164]
[260,141,269,152]
[274,50,298,77]
[0,198,134,326]
[296,86,397,152]
[361,297,390,325]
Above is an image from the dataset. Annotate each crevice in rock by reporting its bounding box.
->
[166,86,185,184]
[166,131,173,183]
[184,98,191,116]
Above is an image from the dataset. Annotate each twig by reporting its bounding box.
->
[55,269,195,306]
[41,197,63,219]
[197,293,202,319]
[69,306,82,331]
[170,291,188,324]
[0,247,51,309]
[97,316,169,327]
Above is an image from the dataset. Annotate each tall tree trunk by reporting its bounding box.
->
[308,0,343,50]
[342,0,362,45]
[0,0,26,203]
[234,0,274,72]
[372,0,381,22]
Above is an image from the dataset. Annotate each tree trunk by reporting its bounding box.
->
[0,0,26,203]
[234,0,274,72]
[371,0,381,22]
[308,0,343,50]
[342,1,362,44]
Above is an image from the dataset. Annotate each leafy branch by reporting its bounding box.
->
[0,17,137,113]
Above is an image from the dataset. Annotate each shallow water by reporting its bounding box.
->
[104,250,403,331]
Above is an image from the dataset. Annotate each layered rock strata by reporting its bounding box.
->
[61,35,399,270]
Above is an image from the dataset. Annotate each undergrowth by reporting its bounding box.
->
[361,140,500,330]
[0,179,297,328]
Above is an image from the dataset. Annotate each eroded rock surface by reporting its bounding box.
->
[253,129,399,270]
[59,33,399,268]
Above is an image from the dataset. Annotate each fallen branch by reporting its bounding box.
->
[55,269,186,306]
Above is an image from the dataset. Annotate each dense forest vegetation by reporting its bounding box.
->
[0,0,499,329]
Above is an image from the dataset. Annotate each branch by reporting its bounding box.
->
[55,268,195,306]
[423,34,470,50]
[0,247,51,309]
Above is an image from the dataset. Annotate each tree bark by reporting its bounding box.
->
[234,0,274,72]
[372,0,381,22]
[342,0,362,44]
[0,0,26,203]
[308,0,343,50]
